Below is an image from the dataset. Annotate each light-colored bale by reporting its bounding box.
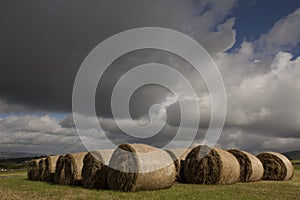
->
[82,149,115,189]
[54,155,65,184]
[107,143,176,192]
[257,152,294,181]
[184,145,240,185]
[228,149,263,182]
[27,159,41,181]
[62,152,88,186]
[44,155,60,182]
[38,158,46,181]
[165,148,192,182]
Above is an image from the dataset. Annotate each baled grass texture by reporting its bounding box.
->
[54,155,65,185]
[165,148,192,182]
[44,155,60,182]
[184,145,240,185]
[82,149,114,189]
[228,149,263,182]
[27,159,40,181]
[257,152,294,181]
[107,144,176,192]
[61,152,88,186]
[38,158,46,181]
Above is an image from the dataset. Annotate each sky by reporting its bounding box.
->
[1,0,300,155]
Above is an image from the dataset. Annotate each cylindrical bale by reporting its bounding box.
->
[62,152,88,186]
[82,149,115,189]
[227,149,263,182]
[27,159,41,181]
[44,155,60,182]
[165,148,192,182]
[184,145,240,185]
[257,152,294,181]
[107,144,176,192]
[54,155,65,185]
[38,158,46,181]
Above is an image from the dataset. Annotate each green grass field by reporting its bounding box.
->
[0,168,299,200]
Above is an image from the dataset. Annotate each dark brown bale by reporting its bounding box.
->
[38,158,46,181]
[184,145,240,185]
[54,155,65,184]
[257,152,294,181]
[82,149,114,189]
[228,149,263,182]
[44,155,60,182]
[27,159,40,181]
[61,152,88,186]
[107,144,176,192]
[165,148,191,182]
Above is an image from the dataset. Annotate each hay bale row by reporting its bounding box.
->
[165,148,191,182]
[28,145,295,191]
[82,149,115,189]
[107,144,176,192]
[227,149,264,182]
[257,152,294,181]
[184,145,240,185]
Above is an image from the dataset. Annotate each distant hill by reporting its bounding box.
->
[0,151,42,159]
[283,150,300,160]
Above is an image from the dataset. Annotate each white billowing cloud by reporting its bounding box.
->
[258,8,300,53]
[0,115,84,154]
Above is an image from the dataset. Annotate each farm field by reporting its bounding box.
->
[0,167,299,200]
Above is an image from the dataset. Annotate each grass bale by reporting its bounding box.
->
[82,149,115,189]
[107,143,176,192]
[38,158,46,181]
[227,149,263,182]
[54,155,65,184]
[62,152,88,186]
[184,145,240,185]
[27,159,41,181]
[257,152,294,181]
[44,155,60,182]
[165,148,192,182]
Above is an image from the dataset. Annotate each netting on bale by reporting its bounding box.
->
[184,145,240,185]
[107,144,176,192]
[257,152,294,181]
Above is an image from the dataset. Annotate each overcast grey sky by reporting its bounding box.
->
[0,0,300,155]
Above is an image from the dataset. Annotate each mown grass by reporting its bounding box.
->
[0,168,299,200]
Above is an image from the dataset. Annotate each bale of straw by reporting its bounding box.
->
[165,148,192,182]
[257,152,294,181]
[227,149,263,182]
[184,145,240,185]
[27,159,41,181]
[44,155,60,182]
[54,155,65,184]
[107,144,176,192]
[82,149,115,189]
[61,152,88,186]
[38,158,46,181]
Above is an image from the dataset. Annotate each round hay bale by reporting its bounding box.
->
[38,158,46,181]
[44,155,60,182]
[107,144,176,192]
[62,152,88,186]
[27,159,41,181]
[257,152,294,181]
[54,155,65,184]
[184,145,240,184]
[227,149,263,182]
[82,149,114,189]
[165,148,192,182]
